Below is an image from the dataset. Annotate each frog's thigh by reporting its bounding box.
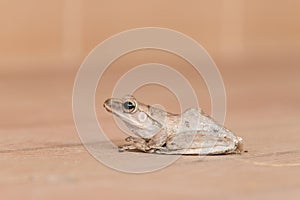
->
[164,131,237,155]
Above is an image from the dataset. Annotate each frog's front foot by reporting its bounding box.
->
[119,137,151,152]
[118,144,150,152]
[120,136,166,153]
[125,136,133,142]
[125,136,145,143]
[118,144,137,152]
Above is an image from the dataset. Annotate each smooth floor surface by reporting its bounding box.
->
[1,60,299,200]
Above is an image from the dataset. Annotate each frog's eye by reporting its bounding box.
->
[123,100,136,113]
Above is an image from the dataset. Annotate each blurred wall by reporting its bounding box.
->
[0,0,299,69]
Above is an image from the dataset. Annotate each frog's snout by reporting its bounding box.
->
[104,98,123,113]
[103,99,113,112]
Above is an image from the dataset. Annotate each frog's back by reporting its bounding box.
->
[177,108,223,133]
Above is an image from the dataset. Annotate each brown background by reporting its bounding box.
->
[0,0,300,199]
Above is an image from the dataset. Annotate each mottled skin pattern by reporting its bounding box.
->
[103,95,243,155]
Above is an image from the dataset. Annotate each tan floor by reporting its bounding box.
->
[0,58,300,199]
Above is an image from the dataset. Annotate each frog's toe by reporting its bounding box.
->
[125,136,134,142]
[118,147,125,152]
[118,144,137,152]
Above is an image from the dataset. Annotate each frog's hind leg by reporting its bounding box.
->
[154,131,242,155]
[153,147,234,155]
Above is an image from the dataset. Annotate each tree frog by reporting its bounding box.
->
[103,95,243,155]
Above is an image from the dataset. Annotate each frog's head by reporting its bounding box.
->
[103,95,163,139]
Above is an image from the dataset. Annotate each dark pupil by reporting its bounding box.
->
[123,101,135,110]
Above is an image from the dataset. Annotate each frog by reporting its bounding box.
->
[103,95,243,155]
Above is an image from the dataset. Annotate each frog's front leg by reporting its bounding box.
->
[147,129,169,149]
[119,136,150,152]
[119,130,169,153]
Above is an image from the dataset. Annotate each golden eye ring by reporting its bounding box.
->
[122,99,137,113]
